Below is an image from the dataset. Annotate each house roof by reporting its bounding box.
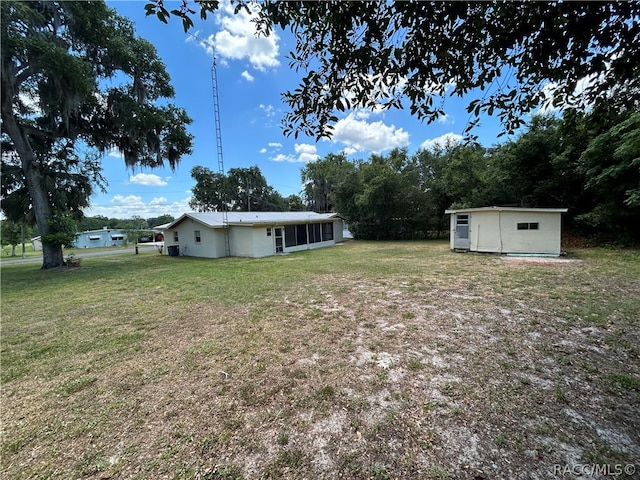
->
[76,228,127,234]
[152,223,172,230]
[445,206,568,214]
[164,212,342,230]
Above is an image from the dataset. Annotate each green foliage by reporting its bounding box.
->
[0,219,22,247]
[41,214,77,248]
[1,0,193,268]
[190,165,303,212]
[148,1,640,139]
[301,153,354,212]
[146,214,175,228]
[576,112,640,240]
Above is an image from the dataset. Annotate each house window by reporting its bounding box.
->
[88,235,100,241]
[111,234,124,240]
[517,222,539,230]
[194,230,201,243]
[283,222,335,247]
[285,225,296,247]
[173,231,179,242]
[308,223,321,243]
[322,222,334,241]
[296,224,308,245]
[266,227,272,236]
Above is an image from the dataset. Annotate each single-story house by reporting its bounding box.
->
[445,206,568,255]
[163,211,344,258]
[73,228,128,248]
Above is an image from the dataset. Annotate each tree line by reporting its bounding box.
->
[189,166,305,212]
[300,110,640,244]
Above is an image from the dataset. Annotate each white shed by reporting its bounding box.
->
[445,207,568,256]
[163,211,344,258]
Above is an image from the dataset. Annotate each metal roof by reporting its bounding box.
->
[164,212,341,229]
[445,206,568,214]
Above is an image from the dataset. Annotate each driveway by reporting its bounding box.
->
[1,244,163,266]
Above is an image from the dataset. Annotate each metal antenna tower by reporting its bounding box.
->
[211,54,231,256]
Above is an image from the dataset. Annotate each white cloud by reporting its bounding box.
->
[437,113,452,124]
[107,147,123,159]
[241,70,254,82]
[330,109,410,153]
[268,143,319,164]
[419,132,463,152]
[262,142,282,155]
[537,74,600,115]
[129,173,168,186]
[342,147,358,156]
[294,143,319,163]
[271,153,295,163]
[85,195,191,220]
[149,197,168,206]
[111,194,143,206]
[211,1,280,72]
[259,104,276,117]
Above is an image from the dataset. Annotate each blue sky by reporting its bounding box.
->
[89,1,511,220]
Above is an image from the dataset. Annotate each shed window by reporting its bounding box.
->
[173,231,179,242]
[517,222,539,230]
[266,227,272,236]
[456,214,469,225]
[194,230,201,243]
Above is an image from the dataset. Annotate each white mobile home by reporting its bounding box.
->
[445,207,568,255]
[163,212,344,258]
[72,228,128,248]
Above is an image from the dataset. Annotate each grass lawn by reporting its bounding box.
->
[1,240,639,479]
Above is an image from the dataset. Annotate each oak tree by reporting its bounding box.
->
[1,1,193,268]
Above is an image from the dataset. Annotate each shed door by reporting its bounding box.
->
[454,214,470,250]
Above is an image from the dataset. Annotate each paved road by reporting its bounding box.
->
[1,244,162,266]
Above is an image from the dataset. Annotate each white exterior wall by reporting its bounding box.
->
[333,219,344,243]
[165,219,226,258]
[449,214,455,250]
[164,217,344,259]
[229,226,277,258]
[471,211,501,253]
[499,211,562,255]
[285,239,335,254]
[252,227,277,257]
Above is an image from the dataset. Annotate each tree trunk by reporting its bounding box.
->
[1,106,65,268]
[22,153,65,268]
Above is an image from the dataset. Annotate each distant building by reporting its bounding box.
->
[73,228,128,249]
